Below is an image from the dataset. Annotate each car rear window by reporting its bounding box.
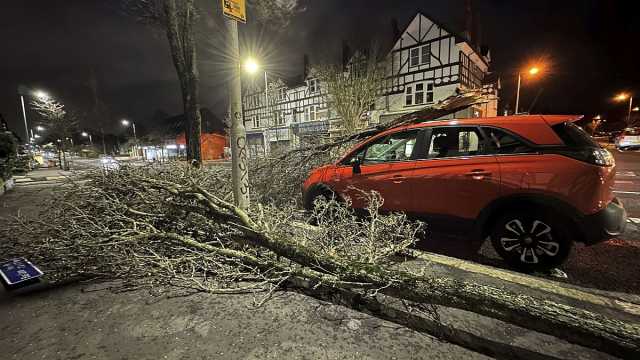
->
[552,122,598,148]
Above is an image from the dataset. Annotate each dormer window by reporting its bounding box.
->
[409,44,431,67]
[308,79,318,93]
[278,88,286,101]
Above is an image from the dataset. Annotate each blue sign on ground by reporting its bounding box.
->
[0,258,44,285]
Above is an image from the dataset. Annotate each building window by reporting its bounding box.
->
[273,111,286,126]
[278,88,286,101]
[421,44,431,66]
[253,116,260,128]
[415,84,424,104]
[409,44,431,67]
[310,105,317,121]
[406,82,433,106]
[410,48,420,67]
[308,79,318,93]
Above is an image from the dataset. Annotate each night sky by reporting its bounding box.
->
[2,0,639,140]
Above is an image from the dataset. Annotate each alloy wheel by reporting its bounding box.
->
[499,219,560,264]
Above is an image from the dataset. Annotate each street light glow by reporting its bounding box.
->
[81,131,89,137]
[615,93,629,101]
[633,107,640,112]
[243,58,260,74]
[594,115,601,120]
[33,90,49,100]
[36,125,45,131]
[121,119,130,126]
[528,67,540,75]
[34,134,41,139]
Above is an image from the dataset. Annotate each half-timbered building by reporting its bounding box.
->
[242,11,498,157]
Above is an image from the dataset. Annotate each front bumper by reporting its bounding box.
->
[580,197,627,245]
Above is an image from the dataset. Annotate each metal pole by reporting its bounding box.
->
[20,95,29,143]
[514,72,521,115]
[627,97,633,125]
[132,122,138,157]
[89,134,93,145]
[226,18,250,210]
[100,127,107,154]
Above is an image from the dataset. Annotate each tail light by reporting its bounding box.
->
[551,147,614,167]
[589,148,614,166]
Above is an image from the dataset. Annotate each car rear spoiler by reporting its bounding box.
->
[541,115,584,126]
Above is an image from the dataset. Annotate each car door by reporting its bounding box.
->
[330,129,421,212]
[408,126,501,220]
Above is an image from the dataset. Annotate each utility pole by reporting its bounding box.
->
[514,72,521,115]
[226,18,250,210]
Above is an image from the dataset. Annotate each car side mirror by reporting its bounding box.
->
[350,157,361,174]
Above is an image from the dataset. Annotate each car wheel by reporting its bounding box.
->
[490,211,572,272]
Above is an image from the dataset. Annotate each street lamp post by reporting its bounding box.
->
[81,131,93,145]
[515,66,540,115]
[615,93,634,125]
[121,119,138,158]
[243,58,270,155]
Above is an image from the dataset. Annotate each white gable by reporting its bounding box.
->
[392,13,452,51]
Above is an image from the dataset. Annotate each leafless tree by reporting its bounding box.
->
[123,0,202,163]
[30,96,78,169]
[317,49,387,135]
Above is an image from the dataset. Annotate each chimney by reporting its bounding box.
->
[341,40,352,70]
[303,54,310,79]
[475,15,482,49]
[464,0,473,44]
[391,18,400,43]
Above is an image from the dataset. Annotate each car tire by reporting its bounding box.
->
[490,210,572,272]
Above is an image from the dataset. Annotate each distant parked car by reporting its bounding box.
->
[615,128,640,150]
[303,115,626,272]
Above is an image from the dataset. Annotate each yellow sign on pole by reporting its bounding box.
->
[221,0,246,23]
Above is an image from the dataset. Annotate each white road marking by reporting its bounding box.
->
[614,190,640,195]
[618,171,637,177]
[628,217,640,224]
[615,180,634,184]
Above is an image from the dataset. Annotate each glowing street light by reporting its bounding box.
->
[515,65,544,114]
[81,131,93,145]
[33,90,49,100]
[243,58,260,74]
[121,119,138,157]
[243,57,269,127]
[34,134,41,139]
[614,92,634,124]
[36,125,45,131]
[633,107,640,112]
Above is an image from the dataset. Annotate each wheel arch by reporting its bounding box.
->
[474,194,586,244]
[303,182,338,210]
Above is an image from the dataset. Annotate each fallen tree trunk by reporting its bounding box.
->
[139,178,640,359]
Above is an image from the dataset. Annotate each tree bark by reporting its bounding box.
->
[163,0,201,163]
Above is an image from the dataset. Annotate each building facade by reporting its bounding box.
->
[242,12,499,157]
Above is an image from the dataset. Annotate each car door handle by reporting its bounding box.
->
[465,169,491,180]
[391,175,406,183]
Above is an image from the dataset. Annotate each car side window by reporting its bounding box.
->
[426,127,485,158]
[361,131,418,163]
[482,127,535,154]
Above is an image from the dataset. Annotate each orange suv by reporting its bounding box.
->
[303,115,626,271]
